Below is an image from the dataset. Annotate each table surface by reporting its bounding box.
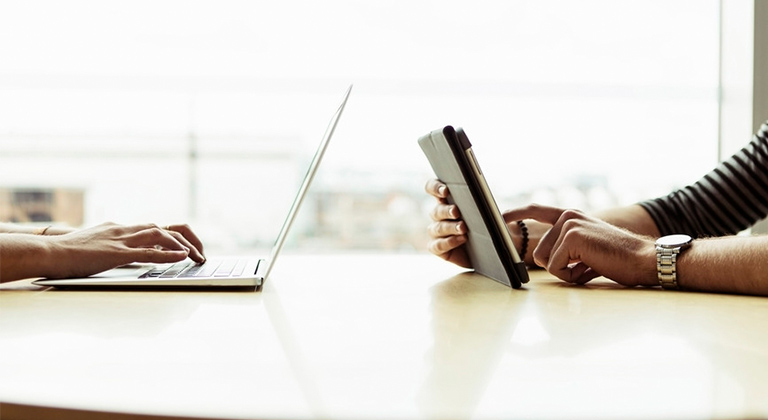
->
[1,253,767,420]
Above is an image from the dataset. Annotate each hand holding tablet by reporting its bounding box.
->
[419,126,529,288]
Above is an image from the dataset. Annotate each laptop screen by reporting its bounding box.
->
[260,85,352,281]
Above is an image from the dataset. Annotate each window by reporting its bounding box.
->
[0,0,722,253]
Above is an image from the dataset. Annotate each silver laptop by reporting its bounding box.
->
[33,85,352,291]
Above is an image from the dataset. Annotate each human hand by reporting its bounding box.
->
[425,179,545,268]
[425,179,472,268]
[163,223,205,261]
[504,204,657,287]
[43,222,206,279]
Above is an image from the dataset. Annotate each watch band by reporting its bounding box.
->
[655,234,693,290]
[656,247,682,289]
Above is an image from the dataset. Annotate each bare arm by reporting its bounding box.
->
[425,178,660,267]
[501,203,660,266]
[0,222,206,283]
[592,204,660,237]
[674,236,768,296]
[0,222,75,236]
[426,179,768,296]
[506,204,768,297]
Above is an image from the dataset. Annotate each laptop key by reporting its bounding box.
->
[193,260,220,277]
[140,269,165,278]
[160,262,194,278]
[181,265,201,276]
[231,259,247,276]
[170,259,220,278]
[214,260,238,277]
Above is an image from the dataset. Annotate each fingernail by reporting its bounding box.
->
[438,185,447,196]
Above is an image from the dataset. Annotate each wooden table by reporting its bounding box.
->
[1,254,767,419]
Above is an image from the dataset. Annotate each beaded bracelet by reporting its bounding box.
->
[517,220,529,261]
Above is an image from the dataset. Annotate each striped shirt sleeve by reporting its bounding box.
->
[639,120,768,238]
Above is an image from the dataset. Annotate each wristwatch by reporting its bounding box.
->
[655,234,693,290]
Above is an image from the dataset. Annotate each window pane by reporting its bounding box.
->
[0,0,720,253]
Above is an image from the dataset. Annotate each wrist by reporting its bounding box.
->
[654,234,693,290]
[641,242,661,287]
[509,220,533,265]
[34,235,60,279]
[1,234,58,282]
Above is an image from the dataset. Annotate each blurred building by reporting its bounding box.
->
[0,187,84,226]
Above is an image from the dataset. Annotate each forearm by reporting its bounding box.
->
[598,206,768,295]
[0,222,38,234]
[0,234,55,282]
[677,236,768,296]
[512,204,660,267]
[594,204,660,237]
[0,223,74,236]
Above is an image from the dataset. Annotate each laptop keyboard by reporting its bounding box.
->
[139,258,249,279]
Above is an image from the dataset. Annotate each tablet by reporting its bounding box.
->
[418,126,529,288]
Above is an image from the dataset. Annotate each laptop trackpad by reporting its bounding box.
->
[90,264,161,278]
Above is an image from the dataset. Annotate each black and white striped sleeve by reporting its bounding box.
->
[639,121,768,238]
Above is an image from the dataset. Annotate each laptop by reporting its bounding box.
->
[33,85,352,291]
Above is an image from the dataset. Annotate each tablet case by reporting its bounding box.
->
[419,126,529,288]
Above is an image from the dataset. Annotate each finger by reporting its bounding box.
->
[532,223,564,268]
[128,227,190,254]
[429,203,461,222]
[503,203,567,226]
[532,210,589,268]
[428,220,467,239]
[166,230,206,263]
[425,179,449,199]
[130,247,191,264]
[570,263,601,285]
[549,260,600,285]
[166,224,206,261]
[113,224,200,261]
[546,226,579,281]
[542,217,602,284]
[427,235,468,257]
[165,224,204,253]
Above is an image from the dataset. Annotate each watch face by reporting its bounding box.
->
[656,234,693,247]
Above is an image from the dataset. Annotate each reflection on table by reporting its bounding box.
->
[1,254,767,420]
